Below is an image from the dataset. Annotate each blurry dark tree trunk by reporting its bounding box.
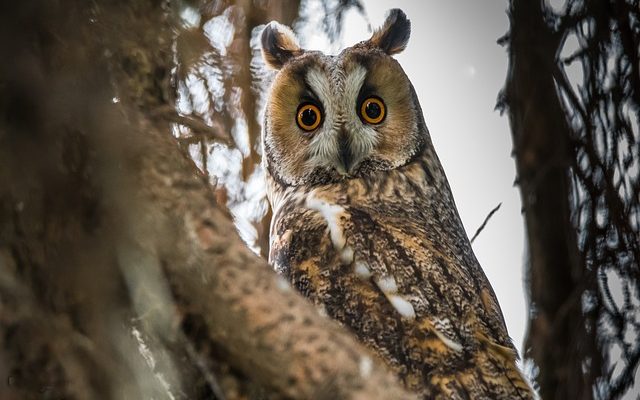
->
[501,0,640,399]
[0,1,415,399]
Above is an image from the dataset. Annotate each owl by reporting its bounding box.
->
[260,9,533,399]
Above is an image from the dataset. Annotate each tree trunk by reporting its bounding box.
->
[501,1,590,398]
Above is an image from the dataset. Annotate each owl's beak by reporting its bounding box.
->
[336,130,354,175]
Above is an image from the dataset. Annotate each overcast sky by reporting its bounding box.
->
[333,1,529,352]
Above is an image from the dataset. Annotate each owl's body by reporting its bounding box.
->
[261,10,533,399]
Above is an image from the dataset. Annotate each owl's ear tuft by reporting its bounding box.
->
[369,9,411,55]
[261,22,302,69]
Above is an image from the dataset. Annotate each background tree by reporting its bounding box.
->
[501,0,640,398]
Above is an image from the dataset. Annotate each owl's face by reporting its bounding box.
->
[261,9,426,187]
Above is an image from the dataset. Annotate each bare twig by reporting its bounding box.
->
[470,203,502,244]
[153,106,232,145]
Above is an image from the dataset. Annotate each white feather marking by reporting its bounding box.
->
[305,193,346,251]
[432,328,463,352]
[374,275,416,319]
[388,295,416,320]
[375,275,399,294]
[354,261,372,279]
[340,245,354,265]
[431,318,464,352]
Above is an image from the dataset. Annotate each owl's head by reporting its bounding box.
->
[261,9,428,187]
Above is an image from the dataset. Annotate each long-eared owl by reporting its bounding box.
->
[260,9,534,399]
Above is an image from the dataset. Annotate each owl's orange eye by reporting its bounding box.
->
[296,103,322,131]
[360,96,385,124]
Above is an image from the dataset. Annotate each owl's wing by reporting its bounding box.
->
[343,204,533,398]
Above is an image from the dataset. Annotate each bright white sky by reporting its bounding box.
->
[330,1,528,352]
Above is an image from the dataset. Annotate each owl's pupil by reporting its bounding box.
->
[366,101,381,119]
[301,109,317,126]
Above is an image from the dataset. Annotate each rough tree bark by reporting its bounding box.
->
[0,1,416,399]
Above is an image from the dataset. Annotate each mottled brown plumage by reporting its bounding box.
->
[261,9,534,399]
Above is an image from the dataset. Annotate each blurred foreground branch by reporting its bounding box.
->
[0,1,414,399]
